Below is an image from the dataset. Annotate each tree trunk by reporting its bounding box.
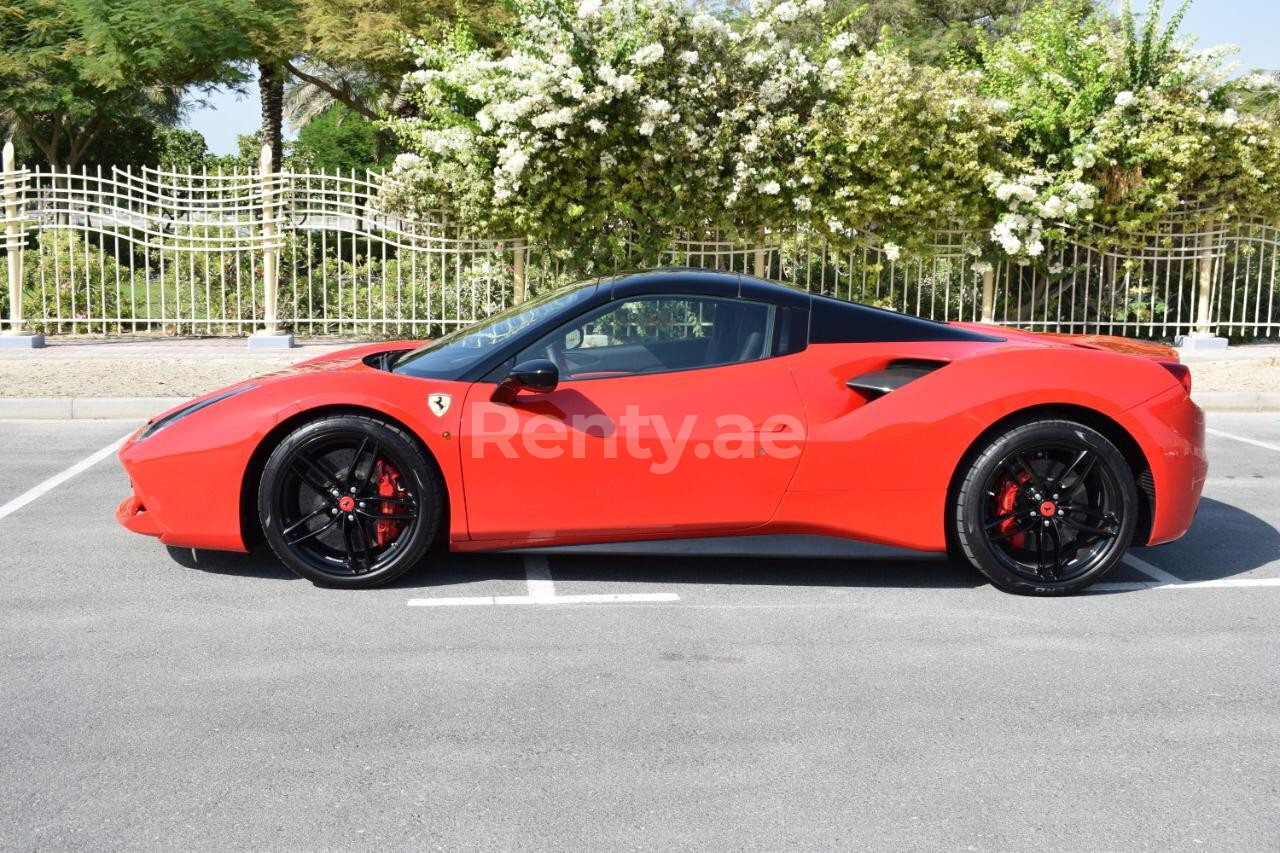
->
[258,60,285,172]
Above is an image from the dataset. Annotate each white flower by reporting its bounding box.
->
[499,145,528,179]
[576,0,601,18]
[600,151,617,171]
[830,32,855,53]
[530,107,574,129]
[392,152,423,170]
[1215,108,1239,127]
[1048,262,1064,274]
[1038,195,1065,218]
[1243,72,1274,91]
[972,260,993,276]
[758,179,781,195]
[476,111,494,132]
[1114,90,1136,108]
[1026,239,1045,257]
[883,242,901,262]
[691,12,726,35]
[638,120,655,136]
[803,0,824,12]
[793,195,812,211]
[587,118,607,134]
[612,73,638,93]
[888,194,905,207]
[1082,34,1099,46]
[820,57,843,91]
[773,1,800,22]
[988,98,1011,114]
[679,50,699,65]
[631,43,665,67]
[643,97,672,117]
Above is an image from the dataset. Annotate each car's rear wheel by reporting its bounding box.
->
[952,419,1138,595]
[258,415,443,588]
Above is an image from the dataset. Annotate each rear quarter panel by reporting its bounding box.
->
[771,341,1183,550]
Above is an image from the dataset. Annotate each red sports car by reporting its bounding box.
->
[117,269,1206,595]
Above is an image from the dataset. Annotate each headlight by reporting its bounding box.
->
[135,385,257,442]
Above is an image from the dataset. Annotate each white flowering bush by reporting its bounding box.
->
[802,51,1003,254]
[381,0,1280,271]
[979,0,1280,254]
[383,0,857,265]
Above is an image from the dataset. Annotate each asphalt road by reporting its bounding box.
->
[1,414,1278,851]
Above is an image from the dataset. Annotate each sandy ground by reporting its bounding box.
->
[0,336,1276,398]
[0,338,354,397]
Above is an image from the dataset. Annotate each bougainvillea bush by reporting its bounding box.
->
[382,0,1280,269]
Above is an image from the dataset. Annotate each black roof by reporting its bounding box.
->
[597,268,1002,344]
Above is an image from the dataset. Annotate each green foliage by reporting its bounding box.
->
[156,127,212,171]
[0,0,270,168]
[830,0,1045,66]
[979,0,1280,243]
[294,106,399,172]
[6,231,125,333]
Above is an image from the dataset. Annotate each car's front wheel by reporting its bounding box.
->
[258,415,443,588]
[951,419,1138,595]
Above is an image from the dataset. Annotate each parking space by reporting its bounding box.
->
[1,413,1278,848]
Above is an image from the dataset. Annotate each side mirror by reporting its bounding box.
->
[492,358,559,404]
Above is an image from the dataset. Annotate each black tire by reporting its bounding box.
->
[951,419,1138,596]
[258,415,443,588]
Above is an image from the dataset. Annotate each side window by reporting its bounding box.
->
[518,295,775,380]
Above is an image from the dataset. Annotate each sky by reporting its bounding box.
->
[182,0,1279,155]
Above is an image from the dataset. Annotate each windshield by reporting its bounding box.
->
[392,279,598,379]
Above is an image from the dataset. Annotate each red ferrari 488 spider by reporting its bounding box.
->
[117,269,1206,595]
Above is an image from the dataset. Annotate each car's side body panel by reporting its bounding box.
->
[457,356,807,541]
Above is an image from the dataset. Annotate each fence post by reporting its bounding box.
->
[980,268,996,324]
[1,140,42,348]
[512,238,528,304]
[1174,226,1227,350]
[248,143,293,348]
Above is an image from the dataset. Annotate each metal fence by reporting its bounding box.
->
[3,142,1278,341]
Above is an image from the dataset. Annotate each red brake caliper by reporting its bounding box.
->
[994,471,1031,549]
[373,459,408,548]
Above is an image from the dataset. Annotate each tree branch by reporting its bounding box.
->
[282,60,381,123]
[66,112,103,169]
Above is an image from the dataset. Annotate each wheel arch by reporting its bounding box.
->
[238,403,450,549]
[945,402,1156,548]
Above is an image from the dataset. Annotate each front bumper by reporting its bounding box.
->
[116,493,161,537]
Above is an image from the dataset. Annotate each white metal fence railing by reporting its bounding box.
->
[2,141,1278,341]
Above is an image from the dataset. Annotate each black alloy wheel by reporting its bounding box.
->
[259,415,443,588]
[952,419,1138,595]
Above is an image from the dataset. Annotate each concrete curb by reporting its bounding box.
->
[0,392,1276,420]
[1191,392,1280,413]
[0,397,187,420]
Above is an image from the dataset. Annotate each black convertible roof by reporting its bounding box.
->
[601,268,1001,344]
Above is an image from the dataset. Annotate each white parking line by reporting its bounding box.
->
[1206,427,1280,454]
[407,553,681,607]
[1123,554,1184,585]
[524,555,556,600]
[407,592,682,607]
[0,434,131,522]
[1090,554,1280,592]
